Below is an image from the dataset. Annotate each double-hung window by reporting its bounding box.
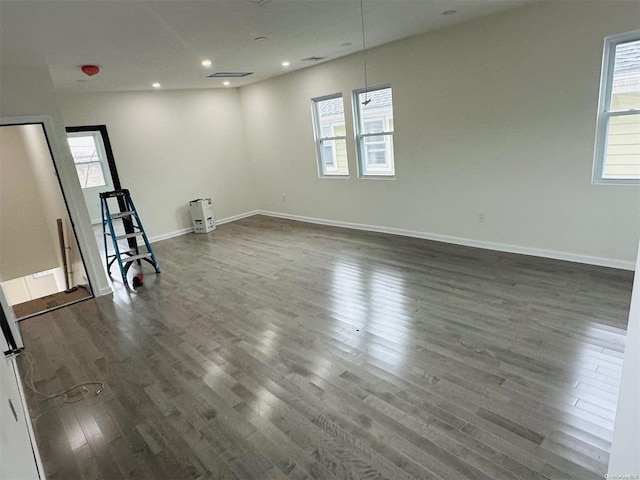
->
[312,94,349,176]
[67,132,109,188]
[354,86,395,177]
[593,31,640,184]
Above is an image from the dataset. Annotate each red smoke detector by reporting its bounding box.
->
[81,65,100,76]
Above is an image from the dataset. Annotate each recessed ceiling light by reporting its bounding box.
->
[281,61,290,67]
[223,81,230,86]
[254,36,267,41]
[201,59,212,68]
[152,82,161,88]
[443,9,457,15]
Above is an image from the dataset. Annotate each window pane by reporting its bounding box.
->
[319,138,348,175]
[610,39,640,111]
[364,119,384,134]
[317,97,345,135]
[362,134,394,175]
[358,88,394,132]
[314,95,348,176]
[603,113,640,179]
[67,135,98,164]
[67,135,107,188]
[355,87,395,176]
[368,150,387,165]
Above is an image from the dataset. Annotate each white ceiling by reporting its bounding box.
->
[0,0,532,93]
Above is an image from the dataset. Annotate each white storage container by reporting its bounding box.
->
[189,198,216,233]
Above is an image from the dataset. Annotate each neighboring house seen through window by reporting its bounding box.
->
[67,133,108,188]
[594,31,640,184]
[354,86,395,177]
[312,94,349,176]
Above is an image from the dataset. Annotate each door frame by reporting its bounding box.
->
[0,115,111,337]
[65,124,138,249]
[66,125,123,190]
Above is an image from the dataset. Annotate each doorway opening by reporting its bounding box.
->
[0,123,93,320]
[65,125,122,225]
[65,125,132,276]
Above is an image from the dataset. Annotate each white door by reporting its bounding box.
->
[0,347,42,480]
[1,286,41,479]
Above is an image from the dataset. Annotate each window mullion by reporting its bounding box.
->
[359,132,393,138]
[605,109,640,118]
[319,135,347,142]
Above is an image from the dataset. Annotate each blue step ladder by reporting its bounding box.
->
[100,189,160,286]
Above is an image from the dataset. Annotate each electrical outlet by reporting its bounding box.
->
[478,212,485,223]
[281,193,287,202]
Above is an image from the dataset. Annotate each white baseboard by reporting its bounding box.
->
[96,285,113,297]
[147,211,260,244]
[216,210,260,226]
[258,210,635,271]
[148,227,195,243]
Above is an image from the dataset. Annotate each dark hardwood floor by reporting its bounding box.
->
[17,215,633,480]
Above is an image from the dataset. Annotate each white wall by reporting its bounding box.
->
[2,270,66,306]
[0,123,91,295]
[240,0,640,267]
[0,125,60,279]
[20,124,86,287]
[58,89,258,239]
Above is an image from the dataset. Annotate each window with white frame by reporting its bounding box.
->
[593,31,640,184]
[312,94,349,176]
[67,132,108,188]
[354,86,395,177]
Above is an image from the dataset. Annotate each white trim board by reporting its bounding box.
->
[216,210,260,226]
[148,227,195,244]
[258,210,636,271]
[95,285,114,297]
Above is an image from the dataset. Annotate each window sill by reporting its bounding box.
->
[593,178,640,186]
[358,175,397,180]
[318,175,350,179]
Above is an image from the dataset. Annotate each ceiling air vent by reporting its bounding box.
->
[207,72,254,78]
[301,56,327,62]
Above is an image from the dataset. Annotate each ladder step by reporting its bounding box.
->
[107,250,146,258]
[121,253,152,263]
[110,211,136,219]
[100,189,130,199]
[105,232,143,240]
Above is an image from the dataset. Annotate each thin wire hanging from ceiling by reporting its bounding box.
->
[360,0,371,105]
